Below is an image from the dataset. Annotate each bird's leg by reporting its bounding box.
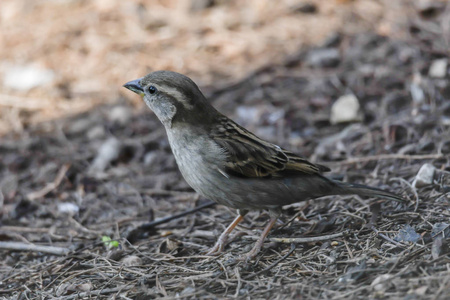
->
[206,210,247,256]
[241,210,280,261]
[239,217,277,260]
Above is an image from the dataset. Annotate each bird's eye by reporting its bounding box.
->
[148,86,157,94]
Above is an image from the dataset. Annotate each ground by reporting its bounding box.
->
[0,0,449,299]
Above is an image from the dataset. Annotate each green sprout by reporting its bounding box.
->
[102,236,119,248]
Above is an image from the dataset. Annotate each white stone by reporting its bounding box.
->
[86,125,105,140]
[57,202,79,215]
[413,163,435,187]
[371,274,393,291]
[410,83,425,104]
[4,64,55,91]
[330,94,361,124]
[89,138,122,173]
[122,255,142,266]
[429,59,448,78]
[108,106,132,125]
[306,48,340,68]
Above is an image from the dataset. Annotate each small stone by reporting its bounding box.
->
[57,202,79,215]
[371,274,393,291]
[429,59,448,78]
[330,94,362,124]
[180,286,196,296]
[410,83,425,104]
[159,238,181,253]
[86,125,105,140]
[144,150,168,170]
[306,48,340,68]
[108,106,132,125]
[74,282,92,292]
[56,283,71,297]
[144,152,158,166]
[89,138,122,173]
[431,236,445,260]
[122,255,142,266]
[413,163,435,187]
[414,286,428,296]
[4,64,55,91]
[1,175,18,199]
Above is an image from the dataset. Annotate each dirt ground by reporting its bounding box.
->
[0,0,449,299]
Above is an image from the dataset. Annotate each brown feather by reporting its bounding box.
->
[211,118,329,178]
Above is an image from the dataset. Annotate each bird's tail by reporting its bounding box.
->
[333,181,407,203]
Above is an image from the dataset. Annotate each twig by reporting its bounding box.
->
[0,226,49,233]
[328,154,443,165]
[63,285,133,300]
[371,226,405,248]
[245,231,346,243]
[278,202,309,230]
[27,164,70,201]
[389,177,419,211]
[0,241,70,256]
[140,188,197,196]
[127,201,216,242]
[139,201,215,229]
[245,243,296,279]
[234,267,242,297]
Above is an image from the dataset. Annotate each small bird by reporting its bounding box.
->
[124,71,405,260]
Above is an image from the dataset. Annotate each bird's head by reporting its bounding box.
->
[124,70,216,128]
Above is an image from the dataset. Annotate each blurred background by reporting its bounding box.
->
[0,0,417,135]
[1,1,449,298]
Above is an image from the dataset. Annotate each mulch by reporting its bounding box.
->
[1,2,449,299]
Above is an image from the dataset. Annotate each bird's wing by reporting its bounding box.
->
[211,118,329,178]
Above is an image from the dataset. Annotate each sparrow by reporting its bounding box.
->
[124,70,405,260]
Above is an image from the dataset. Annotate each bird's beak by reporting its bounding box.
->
[123,78,144,96]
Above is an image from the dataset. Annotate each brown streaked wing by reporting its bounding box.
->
[283,150,331,174]
[211,118,328,178]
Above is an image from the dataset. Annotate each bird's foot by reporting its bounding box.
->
[236,245,262,262]
[205,214,245,256]
[205,241,225,256]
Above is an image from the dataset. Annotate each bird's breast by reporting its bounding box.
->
[165,128,228,200]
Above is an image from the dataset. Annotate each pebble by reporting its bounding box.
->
[86,125,105,140]
[144,151,158,166]
[122,255,142,266]
[371,274,393,291]
[89,138,122,173]
[306,48,340,68]
[429,59,447,78]
[413,163,435,187]
[108,106,132,125]
[3,64,55,91]
[410,83,425,104]
[57,202,79,215]
[330,94,362,124]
